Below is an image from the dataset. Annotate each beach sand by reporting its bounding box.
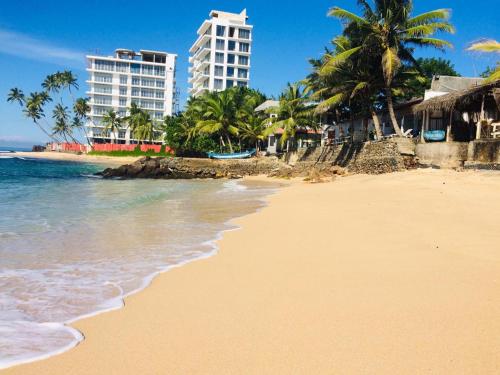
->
[12,151,140,166]
[5,169,500,374]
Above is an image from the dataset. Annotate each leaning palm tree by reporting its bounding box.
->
[7,88,25,106]
[21,92,59,142]
[52,103,80,144]
[467,39,500,82]
[265,83,314,152]
[327,0,454,136]
[102,110,122,144]
[194,90,239,152]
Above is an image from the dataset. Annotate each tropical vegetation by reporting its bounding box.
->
[468,39,500,82]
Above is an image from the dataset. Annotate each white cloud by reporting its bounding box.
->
[0,29,85,68]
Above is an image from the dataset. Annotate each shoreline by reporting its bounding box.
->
[11,151,141,166]
[4,169,500,374]
[0,176,286,371]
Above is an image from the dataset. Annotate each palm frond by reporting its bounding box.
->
[407,9,451,26]
[404,22,454,37]
[319,46,362,76]
[315,93,345,114]
[328,7,369,25]
[382,47,401,85]
[405,37,453,50]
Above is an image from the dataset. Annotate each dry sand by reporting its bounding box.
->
[12,151,140,166]
[5,169,500,374]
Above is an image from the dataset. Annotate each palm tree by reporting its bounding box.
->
[60,71,79,94]
[265,83,314,152]
[7,88,25,106]
[132,111,156,144]
[468,39,500,82]
[194,90,239,152]
[42,73,62,94]
[102,110,122,144]
[238,113,267,152]
[310,36,385,139]
[22,92,58,142]
[328,0,454,136]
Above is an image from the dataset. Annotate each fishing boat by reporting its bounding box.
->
[423,130,446,142]
[207,149,256,160]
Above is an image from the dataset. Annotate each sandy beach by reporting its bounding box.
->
[5,169,500,374]
[12,151,141,166]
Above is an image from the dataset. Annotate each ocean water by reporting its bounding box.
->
[0,155,279,369]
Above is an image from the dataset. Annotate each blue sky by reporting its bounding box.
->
[0,0,499,145]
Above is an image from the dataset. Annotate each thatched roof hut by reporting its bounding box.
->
[413,80,500,113]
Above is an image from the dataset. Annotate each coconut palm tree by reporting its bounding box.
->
[7,88,25,106]
[238,113,267,152]
[265,83,314,152]
[22,92,59,142]
[468,39,500,82]
[102,110,122,144]
[60,71,79,94]
[194,90,239,152]
[132,111,156,144]
[327,0,454,135]
[42,73,62,94]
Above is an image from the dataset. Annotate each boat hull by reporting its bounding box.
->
[208,149,256,159]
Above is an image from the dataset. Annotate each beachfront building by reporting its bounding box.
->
[188,9,252,97]
[86,49,178,144]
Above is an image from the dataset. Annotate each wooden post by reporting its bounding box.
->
[420,110,427,143]
[476,95,485,140]
[446,109,453,142]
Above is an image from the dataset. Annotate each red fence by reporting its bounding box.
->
[91,144,172,153]
[47,143,172,154]
[48,143,88,152]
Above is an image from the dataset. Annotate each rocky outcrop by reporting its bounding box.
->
[98,140,414,180]
[98,156,282,179]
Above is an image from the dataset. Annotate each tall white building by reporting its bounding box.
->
[86,49,177,144]
[188,9,252,97]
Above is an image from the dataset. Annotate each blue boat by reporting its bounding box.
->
[423,130,446,142]
[207,149,256,159]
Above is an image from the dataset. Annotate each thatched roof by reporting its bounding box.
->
[413,80,500,113]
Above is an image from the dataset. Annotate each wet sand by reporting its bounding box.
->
[12,151,140,166]
[5,169,500,374]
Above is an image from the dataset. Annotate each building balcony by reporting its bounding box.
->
[189,34,212,54]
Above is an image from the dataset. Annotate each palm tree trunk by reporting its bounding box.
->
[226,135,234,153]
[370,108,383,140]
[385,87,403,136]
[35,120,60,143]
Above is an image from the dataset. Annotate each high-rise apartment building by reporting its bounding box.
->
[86,49,177,144]
[188,9,252,97]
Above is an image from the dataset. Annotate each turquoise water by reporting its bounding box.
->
[0,155,278,368]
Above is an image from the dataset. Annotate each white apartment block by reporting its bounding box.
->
[86,49,177,144]
[188,9,252,97]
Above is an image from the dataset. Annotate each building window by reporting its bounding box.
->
[119,98,127,106]
[118,130,126,138]
[154,66,165,76]
[119,87,127,96]
[228,41,236,51]
[215,52,224,64]
[227,54,235,64]
[132,76,141,85]
[214,65,224,77]
[131,64,141,74]
[216,25,226,37]
[237,81,247,87]
[142,65,154,75]
[156,80,165,88]
[116,62,129,73]
[131,88,140,96]
[239,43,250,53]
[238,29,251,39]
[238,56,249,66]
[94,60,114,71]
[229,27,235,38]
[226,79,234,87]
[214,79,223,90]
[155,91,164,99]
[94,85,112,94]
[119,75,128,84]
[155,101,164,109]
[142,78,155,87]
[226,67,234,77]
[216,39,225,51]
[238,69,248,79]
[94,73,112,83]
